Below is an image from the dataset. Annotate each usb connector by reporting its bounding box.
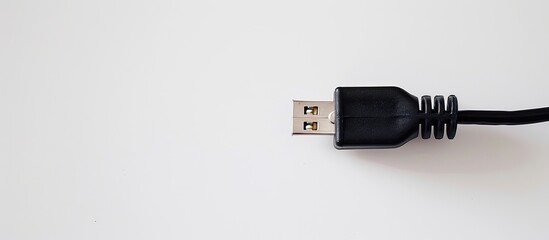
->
[292,86,549,149]
[292,101,335,134]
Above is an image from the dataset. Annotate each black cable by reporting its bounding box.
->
[458,107,549,125]
[293,86,549,149]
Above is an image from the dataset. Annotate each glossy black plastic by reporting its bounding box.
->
[333,87,458,149]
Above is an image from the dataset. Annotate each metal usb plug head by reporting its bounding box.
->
[292,100,335,135]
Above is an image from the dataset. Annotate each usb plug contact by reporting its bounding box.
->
[292,101,335,135]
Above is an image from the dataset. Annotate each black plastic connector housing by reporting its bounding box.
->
[334,87,458,149]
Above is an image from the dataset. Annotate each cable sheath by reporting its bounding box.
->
[458,107,549,125]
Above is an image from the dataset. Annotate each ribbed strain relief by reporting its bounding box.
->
[420,95,458,139]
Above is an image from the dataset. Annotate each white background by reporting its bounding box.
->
[2,0,549,239]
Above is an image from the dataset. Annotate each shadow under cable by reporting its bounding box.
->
[351,126,533,174]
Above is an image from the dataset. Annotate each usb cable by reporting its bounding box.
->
[292,86,549,149]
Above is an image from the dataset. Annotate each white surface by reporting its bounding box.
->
[2,0,549,239]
